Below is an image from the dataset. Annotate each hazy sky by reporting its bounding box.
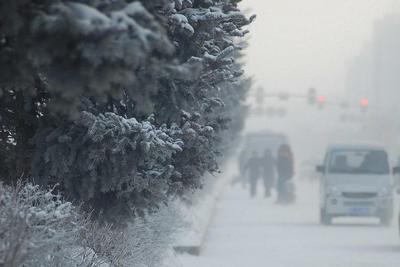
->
[240,0,397,96]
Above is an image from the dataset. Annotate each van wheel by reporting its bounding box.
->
[320,208,332,225]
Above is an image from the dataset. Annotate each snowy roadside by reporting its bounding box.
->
[172,158,239,257]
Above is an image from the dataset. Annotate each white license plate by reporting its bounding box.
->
[349,207,370,215]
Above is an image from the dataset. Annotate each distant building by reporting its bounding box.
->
[345,12,400,150]
[347,13,400,114]
[345,43,374,105]
[372,13,400,114]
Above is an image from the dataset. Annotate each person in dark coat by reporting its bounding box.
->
[244,151,262,197]
[276,144,294,203]
[261,149,276,197]
[237,149,249,188]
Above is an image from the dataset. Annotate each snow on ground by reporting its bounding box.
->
[178,179,400,267]
[173,159,237,251]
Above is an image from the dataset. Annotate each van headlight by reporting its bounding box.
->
[378,187,391,197]
[329,186,341,196]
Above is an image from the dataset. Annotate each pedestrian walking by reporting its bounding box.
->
[244,151,262,197]
[261,149,276,197]
[276,144,294,203]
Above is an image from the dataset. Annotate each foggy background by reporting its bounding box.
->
[239,0,400,166]
[180,2,400,266]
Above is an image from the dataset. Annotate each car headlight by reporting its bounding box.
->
[378,187,391,197]
[329,186,341,196]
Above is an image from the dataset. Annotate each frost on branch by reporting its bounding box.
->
[0,182,80,267]
[29,1,175,116]
[0,182,155,266]
[0,0,252,220]
[32,111,183,218]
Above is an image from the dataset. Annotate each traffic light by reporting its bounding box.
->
[360,98,369,113]
[307,88,316,105]
[317,95,326,109]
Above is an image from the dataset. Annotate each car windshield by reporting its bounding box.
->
[328,149,389,174]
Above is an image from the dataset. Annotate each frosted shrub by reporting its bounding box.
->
[74,221,130,267]
[119,200,183,267]
[0,182,138,267]
[0,182,80,267]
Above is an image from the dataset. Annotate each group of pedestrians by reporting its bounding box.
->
[239,144,295,203]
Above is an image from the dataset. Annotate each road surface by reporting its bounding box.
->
[179,180,400,267]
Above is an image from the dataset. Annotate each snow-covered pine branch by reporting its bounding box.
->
[0,0,252,226]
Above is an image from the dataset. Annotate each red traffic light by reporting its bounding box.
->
[316,95,326,109]
[317,95,326,103]
[360,98,369,107]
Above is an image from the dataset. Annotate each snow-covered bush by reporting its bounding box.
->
[0,182,81,266]
[121,200,183,267]
[72,200,183,267]
[0,182,160,267]
[74,221,131,267]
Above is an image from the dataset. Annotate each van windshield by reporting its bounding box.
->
[328,149,389,175]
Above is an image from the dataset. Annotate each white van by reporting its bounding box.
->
[317,144,395,225]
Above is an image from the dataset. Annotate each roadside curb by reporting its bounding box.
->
[173,167,232,256]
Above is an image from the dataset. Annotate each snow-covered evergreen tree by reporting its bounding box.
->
[0,0,253,219]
